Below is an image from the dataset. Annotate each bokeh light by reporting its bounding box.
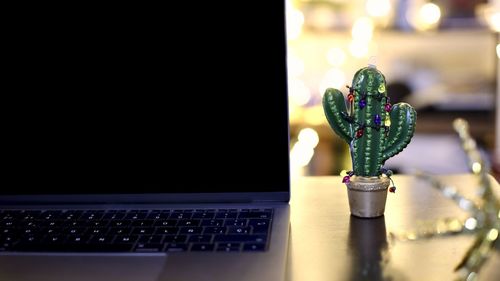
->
[326,47,347,67]
[366,0,391,18]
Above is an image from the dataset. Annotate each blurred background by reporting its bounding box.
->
[286,0,499,178]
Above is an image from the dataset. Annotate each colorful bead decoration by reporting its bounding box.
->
[359,99,366,109]
[374,114,381,126]
[348,93,354,102]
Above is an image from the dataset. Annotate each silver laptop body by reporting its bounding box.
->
[1,1,290,280]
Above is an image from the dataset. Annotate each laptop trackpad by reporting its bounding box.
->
[0,255,167,281]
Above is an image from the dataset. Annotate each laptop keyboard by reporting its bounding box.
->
[0,208,273,253]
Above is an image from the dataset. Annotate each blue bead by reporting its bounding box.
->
[374,114,381,126]
[359,99,366,109]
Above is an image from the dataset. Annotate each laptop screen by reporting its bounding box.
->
[4,2,289,195]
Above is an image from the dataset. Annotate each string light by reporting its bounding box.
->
[326,47,346,67]
[349,39,370,58]
[411,2,442,31]
[286,1,304,40]
[488,12,500,32]
[351,17,374,42]
[366,0,391,18]
[288,79,311,106]
[319,68,346,96]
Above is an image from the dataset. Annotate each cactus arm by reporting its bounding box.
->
[382,103,417,163]
[322,88,353,143]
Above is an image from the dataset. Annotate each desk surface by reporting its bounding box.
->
[286,174,500,281]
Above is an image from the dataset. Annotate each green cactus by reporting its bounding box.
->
[323,66,417,177]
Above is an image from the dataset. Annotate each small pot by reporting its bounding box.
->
[346,176,390,218]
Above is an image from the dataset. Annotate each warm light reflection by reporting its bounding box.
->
[286,2,304,40]
[307,5,335,30]
[351,17,374,42]
[471,162,482,174]
[464,217,477,230]
[287,52,305,78]
[304,107,327,126]
[419,3,441,24]
[319,68,346,96]
[487,229,499,241]
[366,0,391,18]
[488,12,500,32]
[290,127,320,177]
[289,79,311,106]
[413,3,441,31]
[496,43,500,59]
[326,47,346,67]
[298,128,319,148]
[349,39,370,58]
[290,142,314,167]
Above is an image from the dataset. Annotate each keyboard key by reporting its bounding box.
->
[165,243,188,252]
[163,235,187,243]
[138,235,163,244]
[215,212,237,219]
[227,227,251,234]
[243,243,266,251]
[154,220,177,227]
[179,227,203,235]
[192,212,215,219]
[224,219,248,227]
[188,235,213,243]
[131,220,154,227]
[248,219,271,227]
[102,212,125,220]
[201,219,223,226]
[178,219,201,226]
[216,243,241,252]
[238,211,272,219]
[115,235,138,243]
[110,220,132,227]
[191,243,214,251]
[89,235,114,244]
[146,213,169,220]
[132,228,155,235]
[66,235,91,244]
[248,219,271,233]
[108,227,131,235]
[169,213,192,219]
[135,243,164,252]
[203,227,226,234]
[155,227,179,235]
[124,213,147,220]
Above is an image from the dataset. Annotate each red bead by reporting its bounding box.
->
[389,186,396,193]
[356,129,364,138]
[347,93,354,102]
[385,103,392,112]
[342,176,350,183]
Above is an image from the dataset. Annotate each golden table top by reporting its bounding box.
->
[287,174,500,281]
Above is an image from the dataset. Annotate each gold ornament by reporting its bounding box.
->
[391,119,499,281]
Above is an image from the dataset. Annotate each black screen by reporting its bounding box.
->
[4,2,289,195]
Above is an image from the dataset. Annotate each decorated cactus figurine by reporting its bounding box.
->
[323,65,416,217]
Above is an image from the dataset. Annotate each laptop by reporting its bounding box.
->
[1,1,290,281]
